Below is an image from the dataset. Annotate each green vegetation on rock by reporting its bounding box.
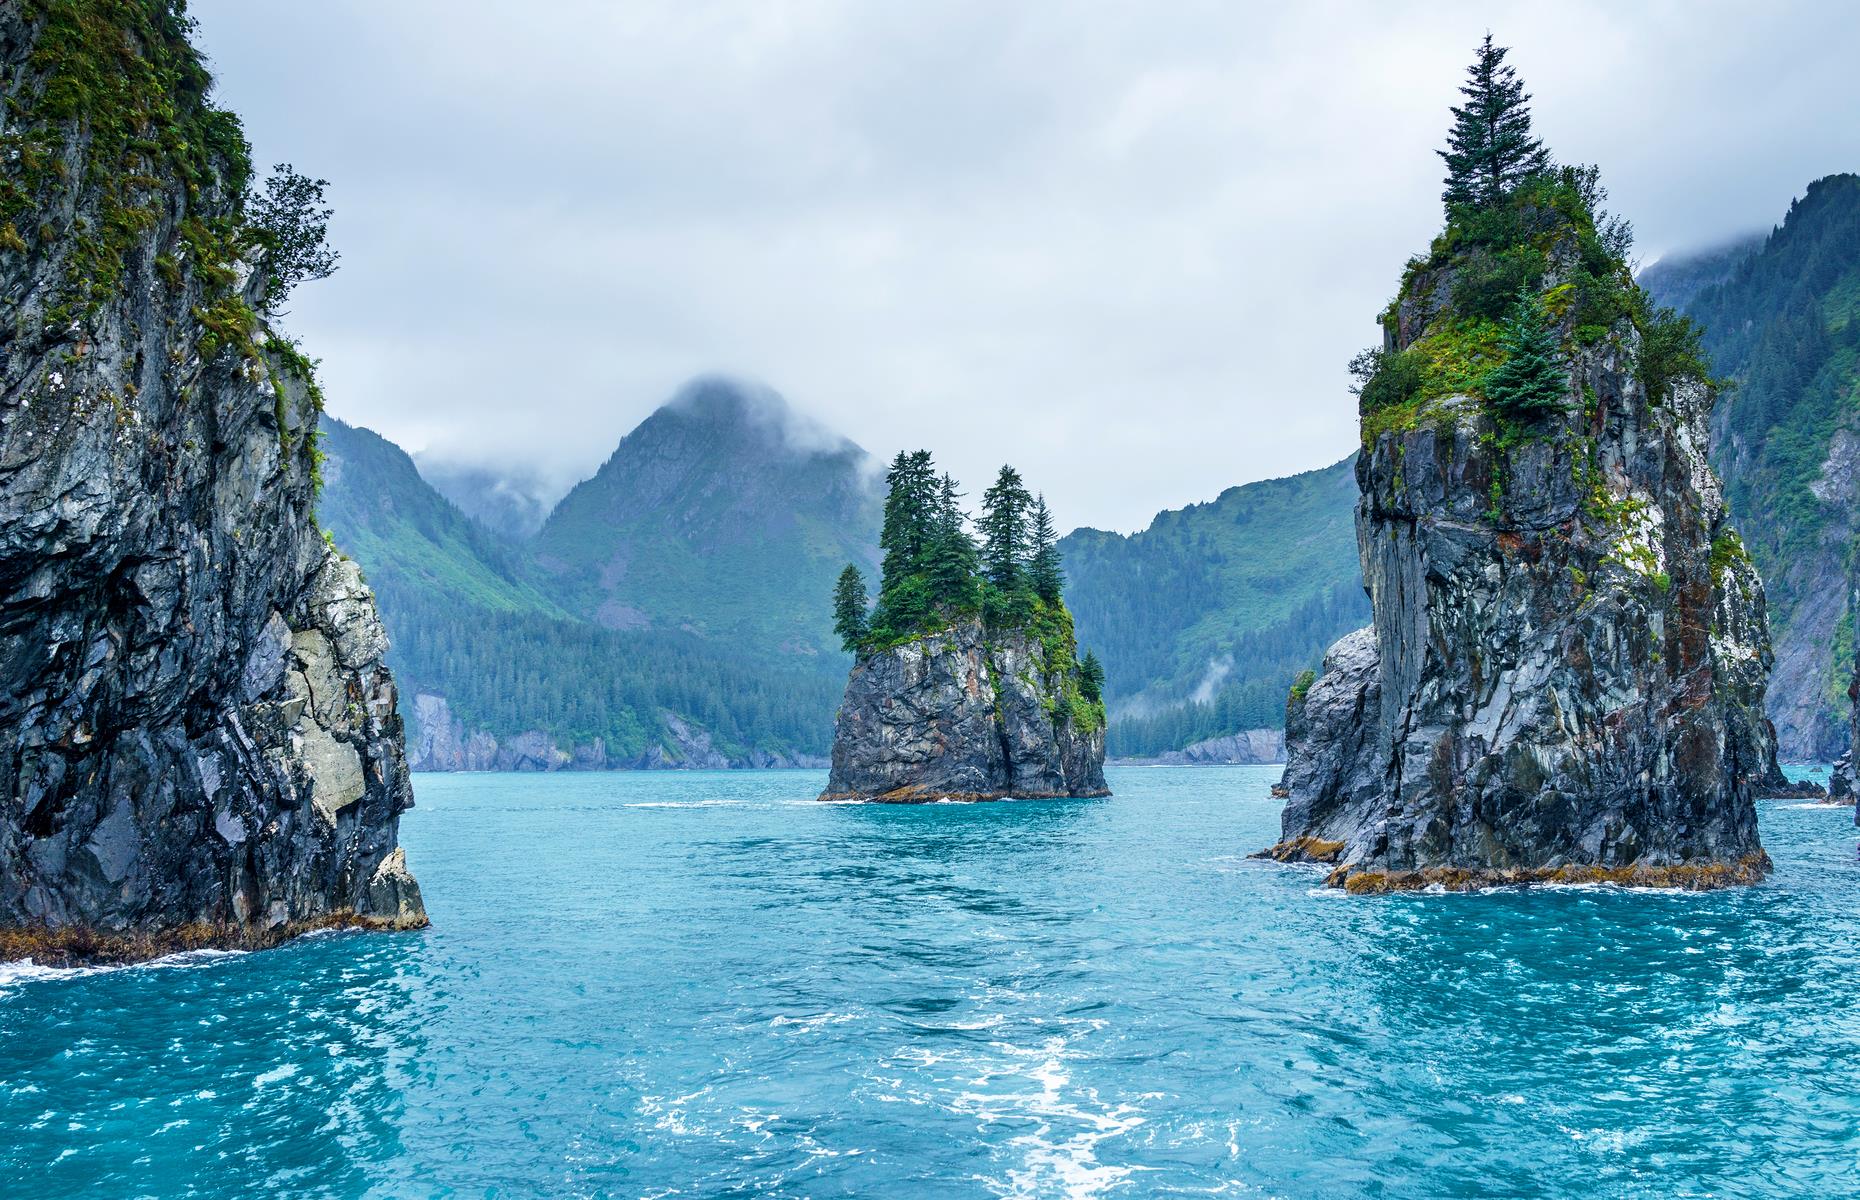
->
[837,450,1103,733]
[1352,37,1710,453]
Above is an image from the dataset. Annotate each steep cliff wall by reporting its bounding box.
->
[1645,177,1860,760]
[823,617,1107,802]
[1267,173,1793,892]
[0,2,422,961]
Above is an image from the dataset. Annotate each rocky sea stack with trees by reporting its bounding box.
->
[1263,37,1801,892]
[822,452,1108,801]
[0,1,423,962]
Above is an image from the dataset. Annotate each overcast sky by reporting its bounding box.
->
[190,1,1860,533]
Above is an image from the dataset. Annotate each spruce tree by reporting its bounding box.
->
[923,473,980,611]
[1484,290,1568,421]
[877,449,938,593]
[979,465,1032,598]
[833,564,870,653]
[1080,650,1105,703]
[1028,494,1063,604]
[1439,34,1549,210]
[873,450,940,639]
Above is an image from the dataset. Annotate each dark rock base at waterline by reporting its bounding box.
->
[0,909,429,969]
[1253,839,1773,894]
[819,784,1114,803]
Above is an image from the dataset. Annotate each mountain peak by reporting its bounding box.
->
[646,375,861,464]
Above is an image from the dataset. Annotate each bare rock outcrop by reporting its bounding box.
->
[822,618,1107,802]
[0,3,423,961]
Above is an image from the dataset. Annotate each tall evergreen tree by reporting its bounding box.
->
[1028,494,1063,603]
[924,473,980,611]
[877,449,939,592]
[873,449,940,639]
[833,564,870,653]
[1079,649,1105,703]
[979,465,1032,597]
[1484,290,1568,421]
[1439,34,1549,210]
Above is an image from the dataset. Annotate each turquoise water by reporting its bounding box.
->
[4,766,1859,1198]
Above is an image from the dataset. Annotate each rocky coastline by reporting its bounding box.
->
[0,3,423,962]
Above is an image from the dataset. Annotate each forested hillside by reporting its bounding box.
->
[1644,174,1860,757]
[533,377,882,660]
[317,415,842,765]
[1060,458,1366,756]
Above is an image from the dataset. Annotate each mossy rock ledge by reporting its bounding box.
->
[1261,234,1804,893]
[0,3,423,963]
[821,617,1108,802]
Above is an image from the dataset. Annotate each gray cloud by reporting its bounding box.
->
[191,1,1860,532]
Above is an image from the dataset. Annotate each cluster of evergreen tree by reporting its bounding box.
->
[832,452,1097,691]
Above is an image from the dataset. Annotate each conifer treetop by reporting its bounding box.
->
[1439,34,1550,211]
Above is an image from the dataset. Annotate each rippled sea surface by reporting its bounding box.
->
[5,766,1860,1198]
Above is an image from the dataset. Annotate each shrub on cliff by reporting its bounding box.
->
[246,163,340,310]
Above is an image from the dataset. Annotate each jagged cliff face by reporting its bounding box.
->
[1645,177,1860,760]
[823,618,1108,801]
[0,3,422,960]
[1269,194,1791,891]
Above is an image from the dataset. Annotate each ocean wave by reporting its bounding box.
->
[0,947,244,990]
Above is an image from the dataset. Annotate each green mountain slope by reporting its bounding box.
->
[1059,457,1367,756]
[316,413,840,765]
[317,417,563,619]
[1637,234,1762,315]
[532,377,883,661]
[1644,175,1860,757]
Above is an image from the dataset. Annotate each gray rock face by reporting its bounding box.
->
[406,692,829,771]
[823,618,1108,801]
[1269,303,1789,891]
[0,7,422,961]
[1830,634,1860,815]
[1116,728,1285,766]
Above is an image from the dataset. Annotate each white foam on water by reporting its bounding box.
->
[945,1034,1146,1200]
[769,1010,860,1033]
[618,799,744,809]
[251,1063,299,1089]
[0,947,244,991]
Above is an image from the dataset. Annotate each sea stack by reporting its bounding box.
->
[1265,37,1789,891]
[0,3,423,961]
[822,454,1108,801]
